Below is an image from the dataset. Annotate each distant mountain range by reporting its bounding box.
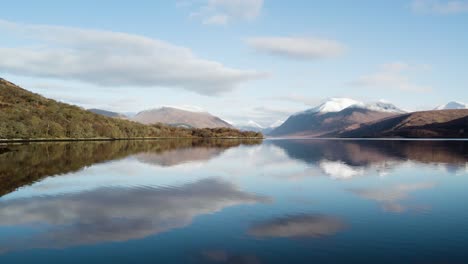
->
[87,107,232,129]
[10,76,462,140]
[269,98,467,138]
[236,120,284,134]
[87,97,466,138]
[88,107,286,131]
[131,107,232,129]
[88,109,127,118]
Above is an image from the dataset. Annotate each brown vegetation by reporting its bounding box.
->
[340,110,468,138]
[0,78,262,140]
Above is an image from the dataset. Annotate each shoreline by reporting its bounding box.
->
[2,137,466,144]
[0,137,264,144]
[265,137,468,141]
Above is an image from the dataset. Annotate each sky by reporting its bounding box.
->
[0,0,467,126]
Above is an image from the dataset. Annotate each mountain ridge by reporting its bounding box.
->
[132,107,232,129]
[269,99,400,137]
[339,109,468,138]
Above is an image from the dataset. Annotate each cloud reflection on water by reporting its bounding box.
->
[248,214,346,239]
[348,182,435,213]
[0,178,269,253]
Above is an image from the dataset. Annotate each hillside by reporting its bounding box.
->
[0,78,262,140]
[132,107,232,128]
[340,110,468,138]
[270,107,398,137]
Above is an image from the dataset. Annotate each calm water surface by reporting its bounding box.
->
[0,139,467,263]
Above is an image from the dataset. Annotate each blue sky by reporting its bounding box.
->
[0,0,467,125]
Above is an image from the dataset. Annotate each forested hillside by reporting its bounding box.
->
[0,78,262,139]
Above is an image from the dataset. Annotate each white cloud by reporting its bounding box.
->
[411,0,468,14]
[186,0,263,25]
[203,14,229,25]
[0,19,266,95]
[350,62,432,92]
[245,37,346,60]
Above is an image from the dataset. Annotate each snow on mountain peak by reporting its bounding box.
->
[296,98,362,115]
[351,101,406,113]
[246,120,264,129]
[435,101,468,110]
[315,98,362,113]
[294,98,405,116]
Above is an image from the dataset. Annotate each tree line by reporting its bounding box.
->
[0,79,263,139]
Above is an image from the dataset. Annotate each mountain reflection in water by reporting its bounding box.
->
[0,139,467,264]
[269,139,467,179]
[0,139,262,197]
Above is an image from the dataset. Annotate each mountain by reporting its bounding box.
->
[237,120,285,134]
[269,98,402,137]
[0,78,262,140]
[237,120,264,132]
[261,120,285,134]
[296,98,361,115]
[269,120,285,128]
[88,108,127,118]
[435,101,468,110]
[340,109,468,138]
[132,107,232,129]
[348,101,406,114]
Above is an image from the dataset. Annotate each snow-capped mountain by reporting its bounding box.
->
[246,120,264,129]
[435,101,468,110]
[237,120,285,133]
[349,101,406,114]
[296,98,362,115]
[294,98,404,116]
[236,120,264,132]
[270,98,403,137]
